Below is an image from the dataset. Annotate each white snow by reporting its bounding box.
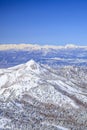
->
[0,117,11,129]
[41,122,69,130]
[65,44,78,48]
[0,75,8,86]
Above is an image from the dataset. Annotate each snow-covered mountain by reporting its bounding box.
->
[0,60,87,130]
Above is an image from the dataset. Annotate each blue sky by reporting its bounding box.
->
[0,0,87,45]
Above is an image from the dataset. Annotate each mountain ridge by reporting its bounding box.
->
[0,43,86,50]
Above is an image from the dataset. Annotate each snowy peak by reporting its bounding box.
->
[64,44,78,48]
[25,59,41,73]
[26,59,38,69]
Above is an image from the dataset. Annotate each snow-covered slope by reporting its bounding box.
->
[0,60,82,107]
[0,60,87,130]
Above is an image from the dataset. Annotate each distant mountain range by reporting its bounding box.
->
[0,44,87,68]
[0,44,87,50]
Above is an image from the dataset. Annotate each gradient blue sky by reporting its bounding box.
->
[0,0,87,45]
